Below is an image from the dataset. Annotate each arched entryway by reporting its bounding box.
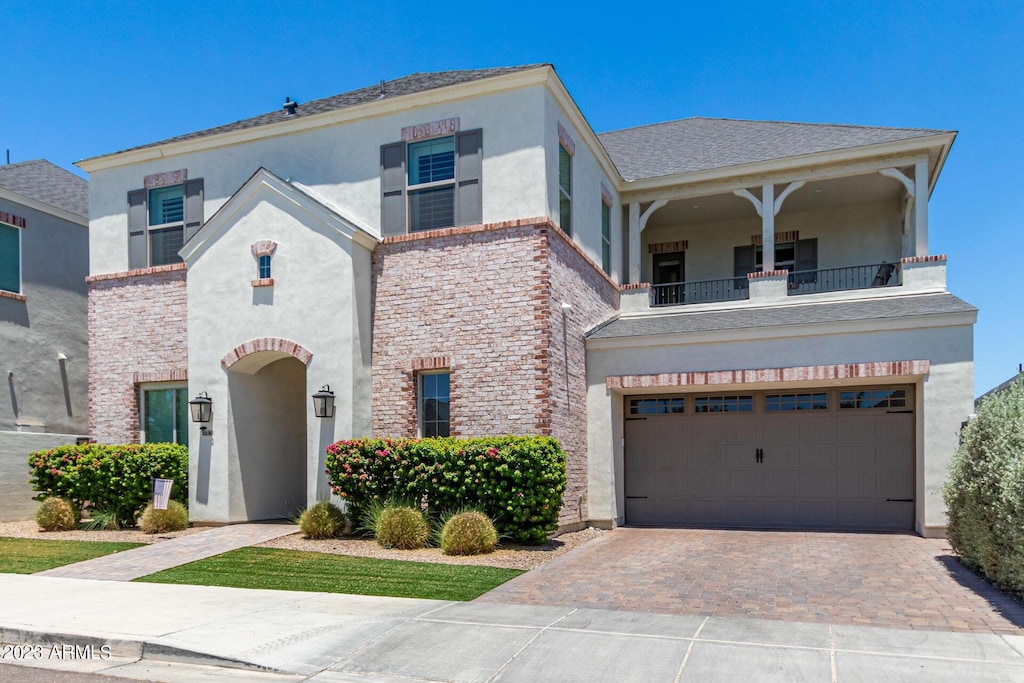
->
[225,350,307,521]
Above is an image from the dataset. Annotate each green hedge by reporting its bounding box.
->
[325,436,566,544]
[28,443,188,525]
[944,377,1024,596]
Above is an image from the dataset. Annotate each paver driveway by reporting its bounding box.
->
[478,528,1024,635]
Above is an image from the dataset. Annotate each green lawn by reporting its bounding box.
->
[0,537,144,574]
[136,547,523,601]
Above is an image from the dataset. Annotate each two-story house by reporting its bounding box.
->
[78,64,974,537]
[0,159,89,521]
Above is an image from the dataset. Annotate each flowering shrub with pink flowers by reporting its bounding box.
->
[28,443,188,525]
[325,436,566,544]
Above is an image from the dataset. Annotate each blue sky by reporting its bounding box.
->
[3,1,1021,395]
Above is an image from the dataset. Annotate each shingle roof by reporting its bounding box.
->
[598,117,952,181]
[110,65,548,156]
[0,159,88,219]
[587,293,976,340]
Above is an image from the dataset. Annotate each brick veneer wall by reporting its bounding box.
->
[371,219,619,529]
[544,227,620,528]
[87,265,188,443]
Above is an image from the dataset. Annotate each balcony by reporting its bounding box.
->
[621,256,947,315]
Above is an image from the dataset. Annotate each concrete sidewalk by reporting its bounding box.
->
[2,575,1024,682]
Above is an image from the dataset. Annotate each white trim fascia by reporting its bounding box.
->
[0,187,88,227]
[621,134,955,202]
[77,67,555,173]
[586,309,978,351]
[180,169,379,263]
[542,71,623,189]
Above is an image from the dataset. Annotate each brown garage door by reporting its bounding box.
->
[624,387,914,531]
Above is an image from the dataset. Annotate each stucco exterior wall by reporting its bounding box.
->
[544,90,621,282]
[585,318,975,534]
[0,431,84,521]
[642,200,901,283]
[184,177,375,523]
[87,266,187,443]
[0,197,88,434]
[87,86,550,277]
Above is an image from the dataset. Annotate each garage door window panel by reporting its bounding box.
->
[629,397,684,415]
[839,388,907,410]
[694,395,753,413]
[765,393,828,411]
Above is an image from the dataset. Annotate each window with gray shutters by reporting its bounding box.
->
[127,179,204,269]
[381,130,482,235]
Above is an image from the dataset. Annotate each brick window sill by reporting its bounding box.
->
[0,290,26,302]
[251,278,274,287]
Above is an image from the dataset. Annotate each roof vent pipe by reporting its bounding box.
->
[379,80,385,97]
[283,97,298,116]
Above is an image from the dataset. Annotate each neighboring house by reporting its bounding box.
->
[77,64,975,537]
[975,366,1023,410]
[0,160,89,520]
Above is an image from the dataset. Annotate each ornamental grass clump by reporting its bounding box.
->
[137,501,189,534]
[298,501,346,539]
[373,504,430,550]
[36,497,78,531]
[439,509,498,556]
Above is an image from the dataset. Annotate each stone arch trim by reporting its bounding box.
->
[220,337,313,370]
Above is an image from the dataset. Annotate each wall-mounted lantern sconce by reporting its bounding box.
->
[312,385,335,418]
[188,391,213,435]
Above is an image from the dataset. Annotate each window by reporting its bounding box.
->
[652,251,685,305]
[0,222,21,294]
[127,179,203,270]
[765,393,829,411]
[380,130,482,236]
[694,395,754,413]
[408,137,456,231]
[558,144,572,236]
[839,388,908,410]
[258,254,272,279]
[756,242,796,272]
[142,387,189,445]
[734,238,816,286]
[419,371,450,437]
[629,397,684,414]
[601,200,612,274]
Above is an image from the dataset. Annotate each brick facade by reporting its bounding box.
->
[87,267,188,443]
[371,219,618,528]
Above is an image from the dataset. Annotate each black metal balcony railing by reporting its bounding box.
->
[651,278,750,307]
[787,262,900,296]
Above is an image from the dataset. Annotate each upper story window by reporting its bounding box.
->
[601,199,612,274]
[558,144,572,236]
[408,137,456,231]
[258,254,272,279]
[380,127,482,237]
[0,220,22,294]
[734,237,816,285]
[127,177,204,270]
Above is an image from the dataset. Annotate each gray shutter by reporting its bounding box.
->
[128,189,147,270]
[380,142,406,236]
[795,238,817,272]
[184,179,204,243]
[734,245,755,288]
[456,129,482,226]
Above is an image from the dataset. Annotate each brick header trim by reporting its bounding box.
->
[752,230,799,246]
[0,211,27,228]
[220,337,313,369]
[901,254,947,264]
[557,122,576,155]
[748,269,788,279]
[133,369,188,384]
[401,117,459,142]
[0,289,26,302]
[144,169,187,189]
[649,241,688,254]
[606,361,931,390]
[620,282,651,291]
[250,240,278,258]
[86,262,187,283]
[412,357,450,371]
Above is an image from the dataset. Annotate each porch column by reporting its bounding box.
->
[761,183,776,271]
[627,200,668,284]
[879,167,917,258]
[914,159,929,256]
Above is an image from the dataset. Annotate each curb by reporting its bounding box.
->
[1,626,282,673]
